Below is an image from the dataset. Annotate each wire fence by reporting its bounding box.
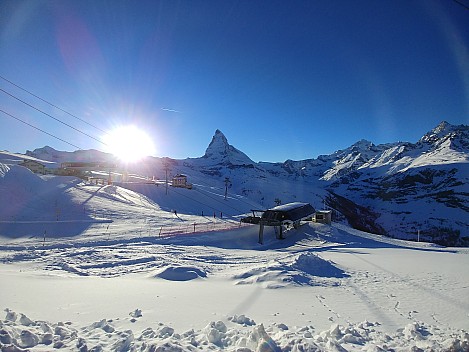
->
[155,220,253,238]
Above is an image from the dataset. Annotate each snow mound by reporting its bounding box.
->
[293,252,348,278]
[155,265,207,281]
[233,253,348,288]
[0,164,44,189]
[0,163,10,177]
[228,314,256,326]
[129,309,142,318]
[1,309,468,351]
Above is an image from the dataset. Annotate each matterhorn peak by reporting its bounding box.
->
[203,130,254,165]
[213,129,228,144]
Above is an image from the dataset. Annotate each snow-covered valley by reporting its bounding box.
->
[1,121,469,351]
[0,161,468,351]
[22,121,469,245]
[1,218,468,351]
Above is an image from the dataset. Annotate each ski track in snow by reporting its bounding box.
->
[1,222,468,351]
[0,167,468,351]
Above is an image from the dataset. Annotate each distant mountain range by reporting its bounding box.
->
[23,121,469,246]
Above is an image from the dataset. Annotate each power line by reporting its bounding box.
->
[453,0,469,11]
[193,187,246,215]
[0,109,82,149]
[0,77,258,213]
[160,166,247,216]
[0,75,107,133]
[1,107,248,216]
[166,186,220,214]
[168,185,244,219]
[0,87,107,147]
[170,163,259,212]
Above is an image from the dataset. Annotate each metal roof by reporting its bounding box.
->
[268,202,310,212]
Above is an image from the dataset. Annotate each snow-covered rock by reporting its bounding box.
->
[202,129,254,166]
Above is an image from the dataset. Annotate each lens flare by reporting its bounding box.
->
[103,125,156,162]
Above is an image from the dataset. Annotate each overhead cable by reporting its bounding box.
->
[0,87,106,146]
[0,109,82,149]
[171,164,258,212]
[0,75,107,133]
[453,0,469,10]
[193,187,246,214]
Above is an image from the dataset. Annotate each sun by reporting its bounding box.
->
[103,125,156,162]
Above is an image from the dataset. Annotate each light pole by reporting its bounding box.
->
[224,177,230,200]
[163,159,170,195]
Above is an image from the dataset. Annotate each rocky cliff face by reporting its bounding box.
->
[182,129,260,179]
[324,122,469,245]
[202,129,254,166]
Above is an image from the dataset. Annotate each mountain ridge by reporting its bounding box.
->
[13,121,469,245]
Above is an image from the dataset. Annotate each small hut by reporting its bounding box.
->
[172,174,192,189]
[313,210,332,225]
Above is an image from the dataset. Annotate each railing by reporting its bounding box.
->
[155,220,253,237]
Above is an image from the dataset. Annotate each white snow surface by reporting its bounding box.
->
[0,150,58,167]
[0,164,469,351]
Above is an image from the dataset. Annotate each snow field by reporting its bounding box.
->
[1,223,469,351]
[1,165,468,351]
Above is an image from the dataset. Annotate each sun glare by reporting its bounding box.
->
[103,125,156,162]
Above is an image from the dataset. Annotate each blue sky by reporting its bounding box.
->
[1,0,468,162]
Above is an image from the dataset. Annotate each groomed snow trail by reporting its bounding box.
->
[1,222,468,351]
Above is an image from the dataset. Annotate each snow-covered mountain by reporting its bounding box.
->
[25,146,115,166]
[2,130,469,351]
[200,129,254,166]
[23,121,469,245]
[323,122,469,244]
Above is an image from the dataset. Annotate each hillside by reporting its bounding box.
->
[0,163,260,242]
[1,133,469,351]
[1,208,468,351]
[22,121,469,246]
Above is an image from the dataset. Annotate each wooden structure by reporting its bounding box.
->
[171,174,192,189]
[60,162,117,170]
[59,162,117,183]
[258,202,315,244]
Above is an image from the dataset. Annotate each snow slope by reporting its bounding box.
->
[0,162,468,351]
[23,121,469,245]
[0,163,256,242]
[1,223,468,351]
[0,150,58,167]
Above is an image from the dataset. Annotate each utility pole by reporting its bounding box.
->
[224,177,230,200]
[164,160,170,195]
